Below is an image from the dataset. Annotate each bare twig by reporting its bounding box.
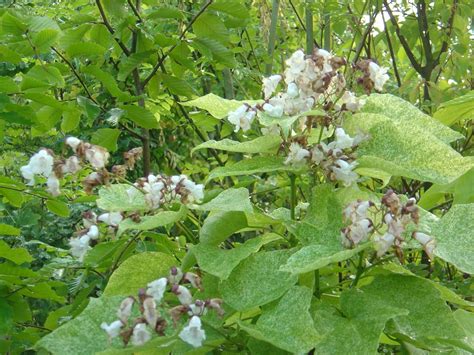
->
[95,0,131,56]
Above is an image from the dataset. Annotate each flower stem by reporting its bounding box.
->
[351,251,365,287]
[289,173,297,220]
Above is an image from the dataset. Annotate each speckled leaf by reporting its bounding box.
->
[346,118,472,184]
[239,286,320,354]
[192,233,281,279]
[432,204,474,274]
[433,91,474,126]
[453,309,474,350]
[361,93,463,143]
[35,296,124,355]
[97,184,147,212]
[207,156,296,182]
[181,93,260,119]
[103,252,176,296]
[193,188,253,213]
[350,274,470,351]
[117,206,187,237]
[219,250,297,311]
[192,135,281,155]
[313,292,406,355]
[281,242,372,274]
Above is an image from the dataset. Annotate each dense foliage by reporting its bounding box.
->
[0,0,473,354]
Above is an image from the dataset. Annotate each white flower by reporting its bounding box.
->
[284,50,306,84]
[131,323,151,346]
[228,105,255,132]
[69,235,91,261]
[339,91,363,112]
[332,160,358,186]
[101,320,123,339]
[310,145,326,164]
[179,316,206,348]
[86,225,100,240]
[146,277,167,303]
[286,82,299,98]
[20,165,35,185]
[344,200,371,223]
[188,301,207,317]
[84,145,109,169]
[117,297,134,323]
[413,232,436,259]
[169,267,183,285]
[369,62,389,91]
[24,149,54,177]
[175,285,193,306]
[285,143,310,165]
[262,103,283,118]
[349,218,373,245]
[46,175,60,196]
[82,211,97,228]
[331,128,355,150]
[375,233,395,257]
[262,74,282,99]
[182,178,204,203]
[66,137,82,152]
[98,212,123,227]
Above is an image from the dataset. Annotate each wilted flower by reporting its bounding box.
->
[131,323,151,346]
[331,128,355,150]
[142,297,158,328]
[66,137,82,152]
[117,297,135,324]
[285,143,310,165]
[413,232,436,260]
[331,159,358,186]
[173,285,193,306]
[46,174,61,196]
[179,316,206,348]
[375,233,395,256]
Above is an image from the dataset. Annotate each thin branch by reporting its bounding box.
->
[383,0,423,74]
[416,0,433,66]
[127,0,143,22]
[352,8,379,63]
[142,0,214,88]
[51,47,98,105]
[95,0,131,56]
[433,0,458,67]
[288,0,320,48]
[381,11,401,87]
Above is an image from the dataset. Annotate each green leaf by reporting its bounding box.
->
[239,286,320,353]
[91,128,121,152]
[77,96,100,120]
[35,296,124,355]
[82,66,132,101]
[209,0,250,19]
[24,93,64,110]
[192,37,237,68]
[0,299,13,335]
[46,200,70,217]
[161,74,195,97]
[1,12,27,36]
[347,274,470,351]
[434,91,474,126]
[96,184,147,212]
[117,206,187,237]
[454,309,474,350]
[192,135,281,155]
[193,188,253,213]
[207,156,295,182]
[345,117,473,185]
[103,252,176,296]
[181,93,259,119]
[32,29,59,51]
[192,233,281,279]
[360,93,463,144]
[0,187,24,207]
[0,223,20,236]
[281,242,372,274]
[121,104,159,129]
[219,250,297,311]
[61,109,81,132]
[193,13,229,44]
[199,211,247,245]
[147,6,184,19]
[66,42,106,57]
[0,241,33,264]
[0,77,19,94]
[313,289,407,354]
[432,203,474,274]
[117,50,153,81]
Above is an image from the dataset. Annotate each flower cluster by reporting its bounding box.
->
[341,190,436,261]
[226,48,387,134]
[128,174,204,210]
[285,128,362,186]
[101,267,223,349]
[68,210,123,261]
